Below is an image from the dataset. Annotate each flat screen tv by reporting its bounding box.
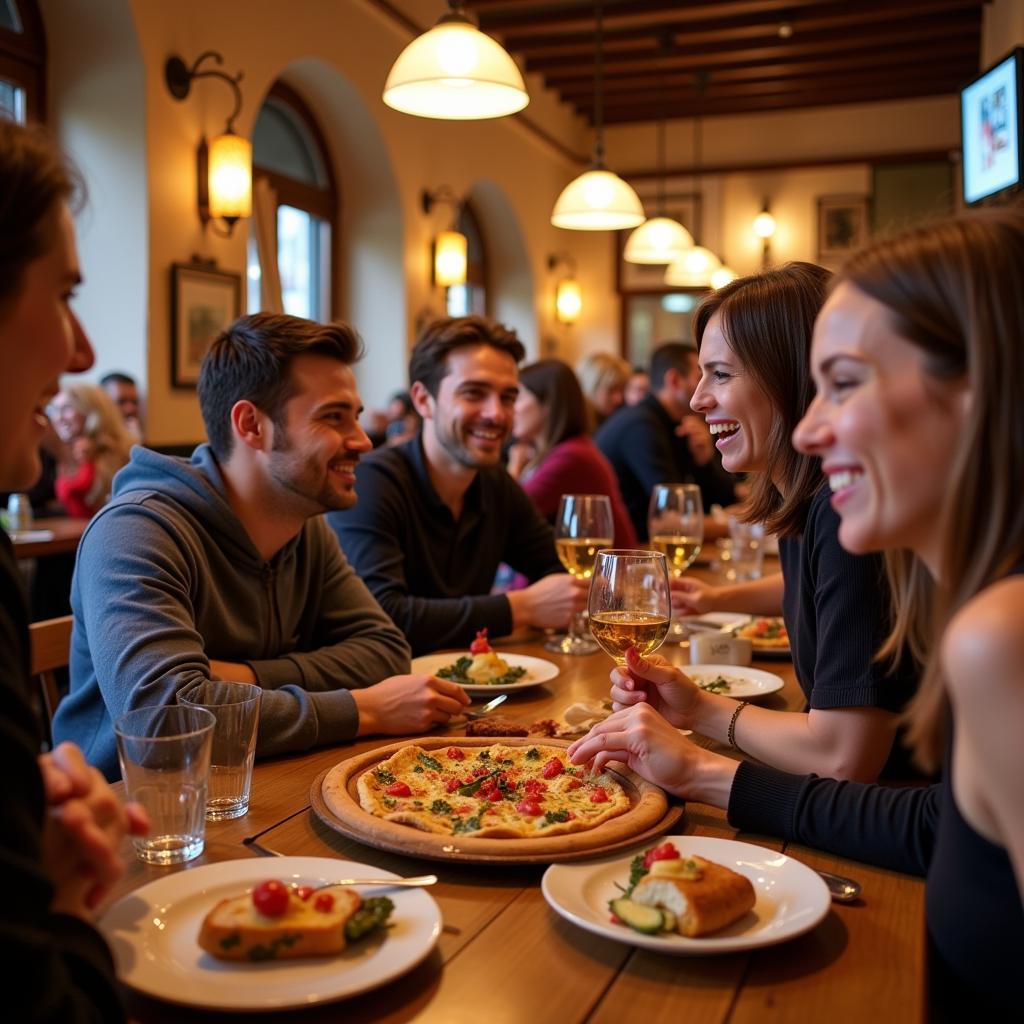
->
[961,48,1024,205]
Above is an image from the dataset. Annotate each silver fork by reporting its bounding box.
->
[464,693,508,719]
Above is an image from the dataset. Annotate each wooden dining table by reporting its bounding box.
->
[106,572,926,1023]
[10,515,88,558]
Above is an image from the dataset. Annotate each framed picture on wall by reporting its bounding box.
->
[615,191,703,292]
[170,262,242,388]
[817,195,871,263]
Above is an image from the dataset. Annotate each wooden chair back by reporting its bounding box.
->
[29,615,73,736]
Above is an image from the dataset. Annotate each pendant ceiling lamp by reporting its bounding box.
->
[664,70,724,287]
[551,1,644,231]
[383,1,529,120]
[624,38,692,263]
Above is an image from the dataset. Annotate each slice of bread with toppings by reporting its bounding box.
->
[198,883,361,961]
[631,855,756,937]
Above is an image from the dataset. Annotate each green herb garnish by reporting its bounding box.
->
[457,768,502,796]
[418,752,443,771]
[452,814,483,834]
[430,799,452,815]
[373,767,395,785]
[344,897,394,941]
[525,747,540,760]
[542,809,571,826]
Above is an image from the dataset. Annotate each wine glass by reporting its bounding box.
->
[546,494,614,655]
[588,549,671,667]
[648,483,704,639]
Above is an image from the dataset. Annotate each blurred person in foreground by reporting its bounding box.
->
[0,117,148,1022]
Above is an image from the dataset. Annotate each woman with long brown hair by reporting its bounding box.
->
[570,210,1024,1014]
[608,262,917,781]
[0,118,147,1020]
[509,358,636,547]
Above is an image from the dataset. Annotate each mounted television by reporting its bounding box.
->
[961,48,1024,205]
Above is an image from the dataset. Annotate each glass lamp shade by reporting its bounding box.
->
[623,216,694,264]
[752,210,776,239]
[207,132,252,220]
[551,169,645,231]
[434,230,468,287]
[383,19,529,120]
[710,266,738,290]
[664,245,722,286]
[555,278,582,323]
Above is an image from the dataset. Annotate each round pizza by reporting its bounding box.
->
[352,742,631,839]
[736,616,789,649]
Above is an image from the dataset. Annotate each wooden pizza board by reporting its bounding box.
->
[310,736,685,865]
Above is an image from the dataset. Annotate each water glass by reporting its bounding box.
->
[179,681,261,820]
[714,537,765,582]
[114,705,215,864]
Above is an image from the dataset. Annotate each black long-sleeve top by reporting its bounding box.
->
[594,394,736,541]
[729,731,1023,1013]
[0,531,126,1022]
[327,435,564,656]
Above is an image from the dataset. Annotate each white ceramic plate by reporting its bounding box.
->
[411,651,560,695]
[687,663,785,700]
[542,835,829,955]
[99,857,441,1011]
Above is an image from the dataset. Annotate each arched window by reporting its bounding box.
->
[248,82,337,321]
[0,0,44,123]
[445,201,488,317]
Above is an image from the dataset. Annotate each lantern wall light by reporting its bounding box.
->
[752,199,776,268]
[548,252,582,325]
[165,51,252,238]
[423,187,468,288]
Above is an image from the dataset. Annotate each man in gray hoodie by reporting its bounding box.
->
[53,314,469,780]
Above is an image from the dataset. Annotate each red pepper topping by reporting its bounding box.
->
[445,778,461,793]
[385,781,412,798]
[523,778,547,795]
[295,885,314,901]
[314,892,335,913]
[589,786,609,803]
[542,758,564,780]
[566,778,582,790]
[446,747,466,760]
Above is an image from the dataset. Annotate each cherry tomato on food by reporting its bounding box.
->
[252,879,290,917]
[386,781,412,798]
[314,893,335,913]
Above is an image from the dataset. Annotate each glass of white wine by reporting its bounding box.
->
[588,549,672,667]
[546,494,614,656]
[648,483,704,639]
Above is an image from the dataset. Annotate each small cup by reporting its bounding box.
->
[178,681,261,820]
[690,632,753,666]
[114,705,215,864]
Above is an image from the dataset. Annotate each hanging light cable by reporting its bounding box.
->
[383,1,529,120]
[665,70,722,286]
[550,0,644,231]
[624,34,693,263]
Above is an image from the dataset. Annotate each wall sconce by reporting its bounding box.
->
[165,51,252,237]
[752,200,776,268]
[423,187,468,288]
[548,253,582,325]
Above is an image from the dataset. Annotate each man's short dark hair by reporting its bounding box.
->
[198,313,364,458]
[408,315,525,397]
[99,371,136,388]
[649,341,697,390]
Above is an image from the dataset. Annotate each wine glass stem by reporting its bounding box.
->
[568,610,587,640]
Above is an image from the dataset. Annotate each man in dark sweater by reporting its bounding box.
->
[595,341,736,539]
[328,316,585,657]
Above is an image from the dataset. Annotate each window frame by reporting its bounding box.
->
[0,0,45,122]
[252,81,339,320]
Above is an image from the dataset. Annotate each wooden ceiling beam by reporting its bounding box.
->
[597,80,969,122]
[497,0,984,55]
[523,20,980,75]
[546,42,979,91]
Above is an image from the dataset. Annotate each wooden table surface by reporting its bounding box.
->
[10,515,88,558]
[107,583,926,1022]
